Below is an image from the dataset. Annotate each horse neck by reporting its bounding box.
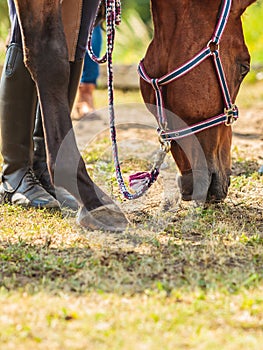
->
[150,1,220,44]
[150,1,178,45]
[150,1,224,75]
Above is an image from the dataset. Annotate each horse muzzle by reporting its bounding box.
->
[178,169,230,203]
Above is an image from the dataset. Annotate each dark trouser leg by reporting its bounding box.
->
[33,60,84,211]
[0,44,60,208]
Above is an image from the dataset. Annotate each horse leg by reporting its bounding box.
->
[14,0,128,231]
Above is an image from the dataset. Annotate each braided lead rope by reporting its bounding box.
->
[87,0,163,200]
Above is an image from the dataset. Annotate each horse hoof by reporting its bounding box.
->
[76,204,129,232]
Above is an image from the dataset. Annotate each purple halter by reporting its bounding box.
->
[138,0,237,144]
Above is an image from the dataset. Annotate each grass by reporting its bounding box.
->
[1,290,263,350]
[0,181,263,349]
[1,81,263,348]
[0,176,263,349]
[243,0,263,67]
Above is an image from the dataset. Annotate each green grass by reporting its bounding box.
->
[243,0,263,66]
[0,0,8,65]
[1,290,263,350]
[1,82,263,347]
[0,176,262,349]
[112,9,152,64]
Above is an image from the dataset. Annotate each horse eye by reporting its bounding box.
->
[240,63,250,78]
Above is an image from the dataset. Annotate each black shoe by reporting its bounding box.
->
[33,160,79,211]
[0,168,60,209]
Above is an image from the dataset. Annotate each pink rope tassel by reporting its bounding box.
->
[129,169,159,193]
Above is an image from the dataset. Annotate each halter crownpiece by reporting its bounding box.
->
[138,0,237,143]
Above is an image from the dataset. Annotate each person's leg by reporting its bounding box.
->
[81,25,102,85]
[0,44,60,208]
[0,1,59,208]
[72,25,102,119]
[32,0,100,209]
[1,0,83,210]
[2,0,100,211]
[33,60,84,210]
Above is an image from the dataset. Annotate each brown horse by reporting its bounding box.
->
[140,0,256,203]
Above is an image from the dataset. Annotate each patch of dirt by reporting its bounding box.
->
[232,104,263,162]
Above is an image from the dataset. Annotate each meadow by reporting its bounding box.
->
[0,79,262,349]
[0,2,263,349]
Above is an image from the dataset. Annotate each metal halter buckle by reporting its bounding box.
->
[224,105,237,126]
[158,132,171,153]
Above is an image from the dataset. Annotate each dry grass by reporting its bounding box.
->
[0,186,263,349]
[0,82,263,349]
[0,179,263,349]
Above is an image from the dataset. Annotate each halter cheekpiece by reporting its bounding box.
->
[138,0,237,146]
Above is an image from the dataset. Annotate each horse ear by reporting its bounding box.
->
[233,0,257,15]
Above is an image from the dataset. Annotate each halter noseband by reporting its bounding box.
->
[138,0,237,145]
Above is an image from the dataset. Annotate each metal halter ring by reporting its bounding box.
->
[207,40,219,53]
[158,132,171,153]
[224,105,237,126]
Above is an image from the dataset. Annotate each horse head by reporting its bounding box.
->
[140,0,256,202]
